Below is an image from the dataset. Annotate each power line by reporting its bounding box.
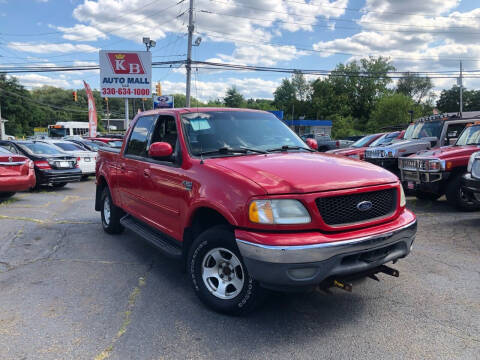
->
[197,28,480,62]
[197,9,480,35]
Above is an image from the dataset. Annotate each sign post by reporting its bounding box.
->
[99,50,152,130]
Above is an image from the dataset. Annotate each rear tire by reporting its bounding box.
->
[187,225,266,315]
[445,173,480,211]
[0,192,15,200]
[101,187,124,234]
[415,190,441,201]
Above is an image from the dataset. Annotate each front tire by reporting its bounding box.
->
[446,173,480,211]
[187,226,266,315]
[101,187,124,234]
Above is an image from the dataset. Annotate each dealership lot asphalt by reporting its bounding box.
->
[0,180,478,360]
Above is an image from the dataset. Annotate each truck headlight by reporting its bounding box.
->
[400,186,406,207]
[249,199,311,224]
[385,148,396,158]
[427,159,444,172]
[468,152,480,178]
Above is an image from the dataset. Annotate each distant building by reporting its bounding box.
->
[284,119,332,136]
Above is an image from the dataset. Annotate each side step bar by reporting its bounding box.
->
[120,215,182,259]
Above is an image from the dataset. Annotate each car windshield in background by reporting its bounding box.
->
[83,141,100,150]
[456,125,480,146]
[0,147,13,155]
[181,111,307,156]
[108,141,123,148]
[54,142,84,151]
[20,142,63,155]
[370,132,400,147]
[404,121,442,140]
[351,134,378,148]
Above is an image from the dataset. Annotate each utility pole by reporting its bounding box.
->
[459,60,463,118]
[185,0,194,107]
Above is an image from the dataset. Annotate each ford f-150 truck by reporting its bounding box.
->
[95,108,417,315]
[365,113,477,175]
[398,123,480,210]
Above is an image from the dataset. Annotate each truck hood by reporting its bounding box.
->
[327,147,365,156]
[210,152,397,194]
[373,137,435,150]
[409,145,480,160]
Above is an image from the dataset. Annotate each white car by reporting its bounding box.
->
[37,140,96,178]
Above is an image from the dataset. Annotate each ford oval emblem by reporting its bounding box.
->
[357,200,372,212]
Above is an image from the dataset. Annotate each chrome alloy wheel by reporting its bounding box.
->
[201,248,245,300]
[103,196,111,225]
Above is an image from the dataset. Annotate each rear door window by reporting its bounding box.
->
[125,116,156,157]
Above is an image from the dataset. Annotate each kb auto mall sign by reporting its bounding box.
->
[99,50,152,98]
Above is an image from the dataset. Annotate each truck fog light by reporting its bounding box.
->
[288,267,318,280]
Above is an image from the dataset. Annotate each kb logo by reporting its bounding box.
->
[107,53,145,74]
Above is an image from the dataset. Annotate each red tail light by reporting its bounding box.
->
[77,157,81,162]
[34,160,51,169]
[336,140,340,147]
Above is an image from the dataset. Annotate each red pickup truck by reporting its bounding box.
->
[399,123,480,210]
[95,108,417,314]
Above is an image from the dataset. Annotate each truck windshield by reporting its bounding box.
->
[351,134,379,148]
[405,121,442,140]
[455,125,480,146]
[369,132,400,147]
[181,111,307,156]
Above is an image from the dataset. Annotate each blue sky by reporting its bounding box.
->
[1,0,480,100]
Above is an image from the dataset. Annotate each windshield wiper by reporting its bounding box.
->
[197,147,268,156]
[266,145,314,152]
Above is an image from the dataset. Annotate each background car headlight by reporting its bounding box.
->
[385,149,396,158]
[249,199,311,224]
[400,186,406,207]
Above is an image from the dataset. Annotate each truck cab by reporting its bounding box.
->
[365,113,475,176]
[398,123,480,210]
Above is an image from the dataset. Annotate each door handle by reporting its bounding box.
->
[143,169,150,178]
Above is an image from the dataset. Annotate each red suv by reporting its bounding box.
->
[95,108,417,314]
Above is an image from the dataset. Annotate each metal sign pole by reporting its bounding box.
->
[125,98,129,130]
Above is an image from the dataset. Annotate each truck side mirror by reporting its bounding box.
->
[305,138,318,150]
[149,142,173,158]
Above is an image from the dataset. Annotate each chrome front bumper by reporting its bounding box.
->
[236,220,417,264]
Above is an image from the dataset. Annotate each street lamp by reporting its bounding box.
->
[408,110,414,123]
[142,37,156,51]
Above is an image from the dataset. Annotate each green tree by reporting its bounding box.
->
[330,115,357,139]
[435,85,480,113]
[328,56,395,130]
[273,79,296,119]
[397,73,433,104]
[367,93,422,131]
[223,86,245,108]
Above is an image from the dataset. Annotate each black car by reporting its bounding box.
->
[0,140,82,188]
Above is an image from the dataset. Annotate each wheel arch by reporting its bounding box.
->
[182,206,233,260]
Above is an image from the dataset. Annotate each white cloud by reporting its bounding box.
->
[162,77,280,101]
[7,42,98,54]
[55,24,107,42]
[312,0,480,75]
[14,74,71,88]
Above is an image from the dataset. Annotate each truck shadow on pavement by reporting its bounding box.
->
[112,229,368,350]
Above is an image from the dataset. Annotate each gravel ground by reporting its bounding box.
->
[0,180,478,360]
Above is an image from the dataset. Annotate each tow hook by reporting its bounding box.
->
[332,279,353,292]
[378,264,400,277]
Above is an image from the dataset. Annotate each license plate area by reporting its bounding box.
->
[56,161,70,168]
[84,157,90,162]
